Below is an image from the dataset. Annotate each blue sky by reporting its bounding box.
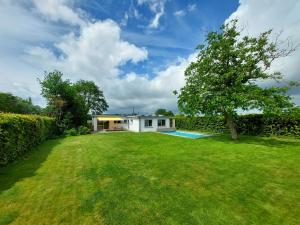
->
[0,0,299,114]
[77,0,238,77]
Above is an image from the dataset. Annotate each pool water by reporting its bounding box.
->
[162,131,208,139]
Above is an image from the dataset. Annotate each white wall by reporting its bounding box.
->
[92,117,98,131]
[127,117,171,132]
[128,118,140,132]
[140,118,170,132]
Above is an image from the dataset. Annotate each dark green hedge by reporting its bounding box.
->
[0,113,55,165]
[174,113,300,136]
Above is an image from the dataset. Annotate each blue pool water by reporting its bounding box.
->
[162,131,208,139]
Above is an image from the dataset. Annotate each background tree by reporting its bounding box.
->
[39,70,108,133]
[155,108,174,116]
[74,80,108,115]
[176,20,297,139]
[0,92,41,114]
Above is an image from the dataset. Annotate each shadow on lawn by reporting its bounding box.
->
[0,138,61,194]
[210,135,300,148]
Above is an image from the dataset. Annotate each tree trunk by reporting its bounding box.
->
[225,113,238,140]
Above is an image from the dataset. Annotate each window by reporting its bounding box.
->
[144,119,152,127]
[114,121,121,124]
[158,119,166,127]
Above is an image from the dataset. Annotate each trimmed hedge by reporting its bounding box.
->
[174,113,300,136]
[0,113,55,165]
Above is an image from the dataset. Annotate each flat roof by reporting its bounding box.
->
[97,117,125,121]
[126,115,170,119]
[92,114,171,119]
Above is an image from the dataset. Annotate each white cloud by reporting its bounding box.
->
[174,10,186,18]
[24,17,196,113]
[174,3,197,19]
[187,3,197,12]
[226,0,300,104]
[26,20,148,80]
[103,53,197,113]
[1,0,193,113]
[137,0,166,28]
[120,12,129,27]
[32,0,86,26]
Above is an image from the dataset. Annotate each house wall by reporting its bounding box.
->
[93,116,174,132]
[128,118,140,132]
[140,118,170,132]
[120,122,129,130]
[92,117,97,131]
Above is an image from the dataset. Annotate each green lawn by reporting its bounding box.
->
[0,132,299,225]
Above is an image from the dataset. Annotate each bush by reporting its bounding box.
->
[64,128,78,136]
[174,116,225,133]
[78,126,90,135]
[0,113,55,166]
[174,113,300,136]
[237,114,300,136]
[64,126,90,136]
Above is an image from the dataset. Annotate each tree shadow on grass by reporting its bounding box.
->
[0,138,62,194]
[210,134,300,148]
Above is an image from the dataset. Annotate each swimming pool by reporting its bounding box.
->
[162,131,209,139]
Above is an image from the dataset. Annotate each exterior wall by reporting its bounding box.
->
[92,117,98,132]
[92,115,175,132]
[140,118,170,132]
[120,122,129,130]
[128,118,140,132]
[140,118,158,132]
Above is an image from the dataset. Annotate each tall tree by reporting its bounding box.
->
[39,71,87,131]
[155,108,174,116]
[0,92,41,114]
[39,70,108,132]
[73,80,108,115]
[176,20,297,139]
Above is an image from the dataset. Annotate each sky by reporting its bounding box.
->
[0,0,299,114]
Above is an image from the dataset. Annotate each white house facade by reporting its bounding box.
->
[92,115,175,132]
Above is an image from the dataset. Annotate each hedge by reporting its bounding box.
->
[174,113,300,136]
[0,113,55,165]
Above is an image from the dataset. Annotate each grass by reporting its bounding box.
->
[0,132,299,225]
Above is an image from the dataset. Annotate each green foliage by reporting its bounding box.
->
[155,108,174,116]
[0,113,55,165]
[174,113,300,136]
[174,115,225,133]
[64,126,91,136]
[39,70,108,133]
[77,125,91,135]
[74,80,108,115]
[64,128,78,136]
[176,19,297,139]
[0,92,42,114]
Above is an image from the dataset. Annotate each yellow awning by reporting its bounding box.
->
[97,117,125,121]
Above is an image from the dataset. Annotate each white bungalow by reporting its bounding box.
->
[92,114,176,132]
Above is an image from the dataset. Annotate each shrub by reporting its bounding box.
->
[77,126,90,135]
[64,128,78,136]
[174,113,300,136]
[0,113,55,166]
[174,116,225,133]
[64,126,90,136]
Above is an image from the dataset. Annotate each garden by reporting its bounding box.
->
[0,132,299,225]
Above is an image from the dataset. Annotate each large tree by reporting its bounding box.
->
[155,108,174,116]
[39,70,108,132]
[0,92,41,114]
[73,80,108,115]
[176,20,297,139]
